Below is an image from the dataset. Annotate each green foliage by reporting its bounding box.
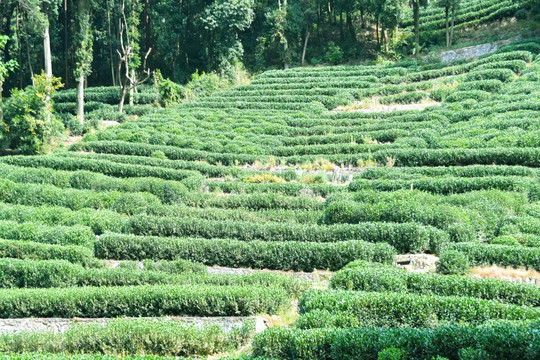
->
[253,322,539,360]
[298,289,539,328]
[0,284,289,318]
[444,242,540,270]
[330,262,540,306]
[437,250,470,275]
[1,73,64,154]
[378,347,404,360]
[0,318,254,357]
[95,233,396,272]
[325,42,344,65]
[0,239,93,265]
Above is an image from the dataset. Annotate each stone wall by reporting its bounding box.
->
[439,36,521,63]
[0,316,267,335]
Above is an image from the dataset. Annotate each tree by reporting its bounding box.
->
[0,35,18,126]
[1,72,63,154]
[268,0,290,69]
[200,0,255,76]
[436,0,460,47]
[409,0,427,55]
[117,0,151,113]
[74,0,93,124]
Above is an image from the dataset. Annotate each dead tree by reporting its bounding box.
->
[116,0,152,113]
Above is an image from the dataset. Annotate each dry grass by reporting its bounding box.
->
[263,302,299,328]
[470,265,540,280]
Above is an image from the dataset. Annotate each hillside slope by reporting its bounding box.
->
[0,38,538,359]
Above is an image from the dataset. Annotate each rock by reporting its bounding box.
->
[0,316,267,335]
[394,254,439,273]
[438,36,522,63]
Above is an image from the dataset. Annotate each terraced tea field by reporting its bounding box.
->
[0,37,539,359]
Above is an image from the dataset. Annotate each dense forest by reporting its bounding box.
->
[0,0,535,90]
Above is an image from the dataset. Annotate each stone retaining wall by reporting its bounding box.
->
[439,36,521,63]
[0,316,267,335]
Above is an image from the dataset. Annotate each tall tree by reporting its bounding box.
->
[74,0,92,124]
[0,35,18,126]
[409,0,427,55]
[117,0,151,113]
[436,0,460,47]
[200,0,255,75]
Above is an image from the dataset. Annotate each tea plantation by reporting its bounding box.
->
[0,34,539,360]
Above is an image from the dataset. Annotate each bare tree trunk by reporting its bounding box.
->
[346,11,355,41]
[44,25,53,77]
[376,17,379,46]
[77,72,84,123]
[445,6,449,48]
[0,80,3,126]
[64,0,69,88]
[43,11,52,123]
[106,0,115,86]
[119,85,127,113]
[384,29,389,52]
[23,19,34,83]
[413,1,420,56]
[129,69,135,105]
[301,25,310,66]
[450,4,456,46]
[15,4,23,88]
[339,12,343,41]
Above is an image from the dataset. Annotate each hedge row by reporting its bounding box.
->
[124,214,441,253]
[54,152,248,178]
[0,239,93,265]
[443,242,540,270]
[0,155,198,182]
[0,259,307,296]
[298,289,540,328]
[95,233,396,272]
[0,318,253,357]
[252,322,539,360]
[0,203,126,235]
[356,165,538,180]
[329,262,540,306]
[0,220,94,247]
[0,284,289,318]
[348,176,538,197]
[0,161,190,204]
[0,178,161,215]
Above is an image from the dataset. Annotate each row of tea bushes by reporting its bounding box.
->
[95,233,396,272]
[329,261,540,306]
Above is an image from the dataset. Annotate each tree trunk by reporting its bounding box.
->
[15,4,23,88]
[106,0,115,86]
[346,11,356,41]
[77,72,84,123]
[23,18,34,83]
[339,12,343,41]
[43,5,52,123]
[119,84,127,113]
[0,80,3,127]
[445,6,449,48]
[282,0,289,69]
[76,0,91,125]
[450,4,456,46]
[301,26,310,66]
[376,17,379,46]
[44,24,53,77]
[413,1,420,56]
[384,29,389,52]
[64,0,69,88]
[129,69,135,105]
